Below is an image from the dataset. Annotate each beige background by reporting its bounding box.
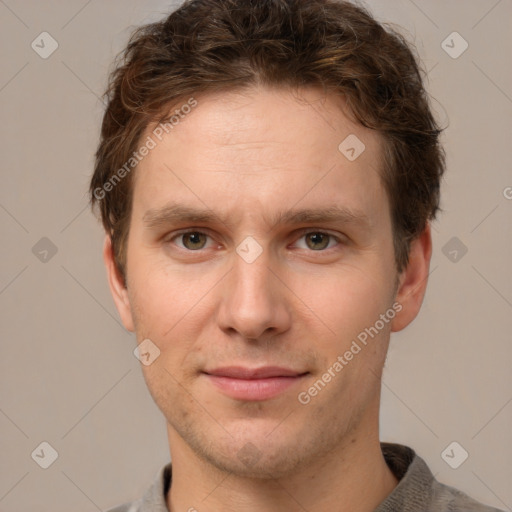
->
[1,1,511,511]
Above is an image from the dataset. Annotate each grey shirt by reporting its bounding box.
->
[107,443,504,512]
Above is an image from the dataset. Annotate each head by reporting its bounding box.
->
[90,0,444,479]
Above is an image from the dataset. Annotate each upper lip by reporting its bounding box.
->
[204,366,307,379]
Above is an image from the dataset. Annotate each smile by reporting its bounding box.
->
[203,366,309,401]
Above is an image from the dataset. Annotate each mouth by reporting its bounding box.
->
[202,366,309,401]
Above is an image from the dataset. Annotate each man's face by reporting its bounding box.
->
[107,86,420,478]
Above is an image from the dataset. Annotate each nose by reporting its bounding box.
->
[216,247,292,341]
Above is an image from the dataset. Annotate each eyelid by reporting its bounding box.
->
[293,227,343,239]
[166,227,213,239]
[291,228,344,249]
[165,228,217,248]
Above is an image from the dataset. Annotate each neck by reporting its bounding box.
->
[166,421,398,512]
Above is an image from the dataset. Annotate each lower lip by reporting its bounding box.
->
[205,374,306,401]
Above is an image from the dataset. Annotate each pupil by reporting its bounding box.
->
[186,232,204,249]
[309,233,327,250]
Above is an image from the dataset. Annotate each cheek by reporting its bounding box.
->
[127,256,210,336]
[292,263,392,342]
[127,260,218,379]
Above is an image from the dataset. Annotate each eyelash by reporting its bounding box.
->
[166,229,343,252]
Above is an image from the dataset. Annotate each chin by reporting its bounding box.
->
[175,417,329,480]
[201,440,309,480]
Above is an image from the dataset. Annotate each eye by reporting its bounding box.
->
[294,231,341,251]
[170,231,212,251]
[166,229,342,253]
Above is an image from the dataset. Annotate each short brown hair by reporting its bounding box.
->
[90,0,445,282]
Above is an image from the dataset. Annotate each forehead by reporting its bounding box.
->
[132,86,388,226]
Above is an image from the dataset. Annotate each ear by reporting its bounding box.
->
[391,223,432,332]
[103,234,135,332]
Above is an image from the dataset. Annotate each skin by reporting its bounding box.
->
[104,85,432,512]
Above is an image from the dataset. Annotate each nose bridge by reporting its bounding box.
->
[217,240,290,339]
[231,242,275,306]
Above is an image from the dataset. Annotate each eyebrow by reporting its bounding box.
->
[142,203,371,231]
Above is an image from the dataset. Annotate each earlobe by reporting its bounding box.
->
[103,234,135,332]
[390,224,432,333]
